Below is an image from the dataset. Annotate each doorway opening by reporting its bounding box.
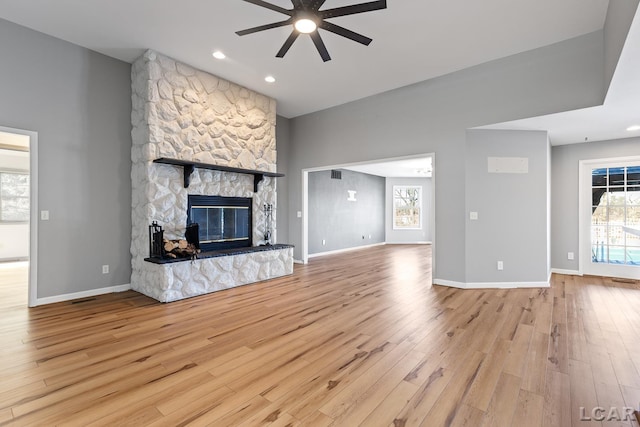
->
[580,156,640,279]
[0,127,38,307]
[301,153,436,275]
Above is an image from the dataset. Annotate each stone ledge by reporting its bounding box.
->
[144,243,294,264]
[134,246,294,302]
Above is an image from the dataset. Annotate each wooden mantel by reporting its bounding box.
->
[153,158,285,192]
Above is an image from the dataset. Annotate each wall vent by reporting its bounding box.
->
[331,170,342,180]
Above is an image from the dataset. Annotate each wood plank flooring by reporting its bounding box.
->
[1,246,640,426]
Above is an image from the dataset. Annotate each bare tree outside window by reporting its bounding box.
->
[1,172,29,222]
[393,186,421,229]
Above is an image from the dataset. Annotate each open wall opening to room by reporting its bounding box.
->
[302,154,435,263]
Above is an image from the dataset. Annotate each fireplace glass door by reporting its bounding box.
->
[187,195,252,251]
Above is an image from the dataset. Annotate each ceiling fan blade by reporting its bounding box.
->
[319,21,372,46]
[240,0,293,16]
[320,0,386,19]
[290,0,304,9]
[310,31,331,62]
[236,19,293,36]
[307,0,328,11]
[276,31,300,58]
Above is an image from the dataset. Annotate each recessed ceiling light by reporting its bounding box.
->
[627,125,640,131]
[294,18,317,34]
[265,76,276,83]
[212,51,226,60]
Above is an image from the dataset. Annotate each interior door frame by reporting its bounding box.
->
[301,152,436,276]
[0,126,38,306]
[579,155,640,280]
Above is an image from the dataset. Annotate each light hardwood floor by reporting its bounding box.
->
[1,245,640,426]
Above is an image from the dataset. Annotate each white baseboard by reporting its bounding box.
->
[433,278,550,289]
[384,241,432,245]
[35,283,131,306]
[551,268,582,276]
[293,259,305,265]
[308,242,386,259]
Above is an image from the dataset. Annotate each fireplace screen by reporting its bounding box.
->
[187,195,252,251]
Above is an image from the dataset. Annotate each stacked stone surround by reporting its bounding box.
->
[130,50,292,302]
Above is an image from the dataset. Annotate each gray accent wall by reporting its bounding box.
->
[289,31,605,283]
[465,130,550,283]
[551,137,640,272]
[308,169,385,254]
[0,19,132,298]
[385,177,432,244]
[276,115,291,244]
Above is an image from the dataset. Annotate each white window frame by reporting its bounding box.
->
[392,185,422,230]
[579,157,640,280]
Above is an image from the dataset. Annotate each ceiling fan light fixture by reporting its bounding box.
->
[294,18,317,34]
[236,0,387,61]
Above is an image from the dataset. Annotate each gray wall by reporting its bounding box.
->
[385,177,432,244]
[0,19,132,298]
[604,0,640,92]
[275,115,291,244]
[308,169,385,254]
[465,130,550,283]
[551,136,640,272]
[289,31,605,283]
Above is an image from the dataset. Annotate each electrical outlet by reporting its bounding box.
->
[322,239,326,246]
[369,234,372,239]
[470,211,478,220]
[102,265,109,274]
[297,211,302,218]
[497,261,504,271]
[568,252,574,260]
[40,210,49,221]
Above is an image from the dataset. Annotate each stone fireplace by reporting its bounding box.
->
[130,50,293,302]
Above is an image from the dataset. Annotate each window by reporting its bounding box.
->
[591,166,640,266]
[0,171,29,222]
[393,186,421,229]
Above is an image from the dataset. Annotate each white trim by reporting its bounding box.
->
[385,241,431,245]
[308,242,386,259]
[579,156,640,280]
[0,126,38,307]
[433,278,550,289]
[433,278,467,288]
[302,171,308,264]
[293,259,305,264]
[34,283,131,306]
[551,268,582,276]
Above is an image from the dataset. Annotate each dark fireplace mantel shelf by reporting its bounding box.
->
[153,158,285,192]
[144,243,294,265]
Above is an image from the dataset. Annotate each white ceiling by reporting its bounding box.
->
[343,156,432,178]
[0,131,29,150]
[0,0,609,119]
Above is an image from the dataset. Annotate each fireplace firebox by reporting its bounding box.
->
[187,195,252,251]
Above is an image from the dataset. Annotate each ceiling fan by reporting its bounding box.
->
[236,0,387,62]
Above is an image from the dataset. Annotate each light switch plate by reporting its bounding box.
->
[470,212,478,220]
[40,210,49,221]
